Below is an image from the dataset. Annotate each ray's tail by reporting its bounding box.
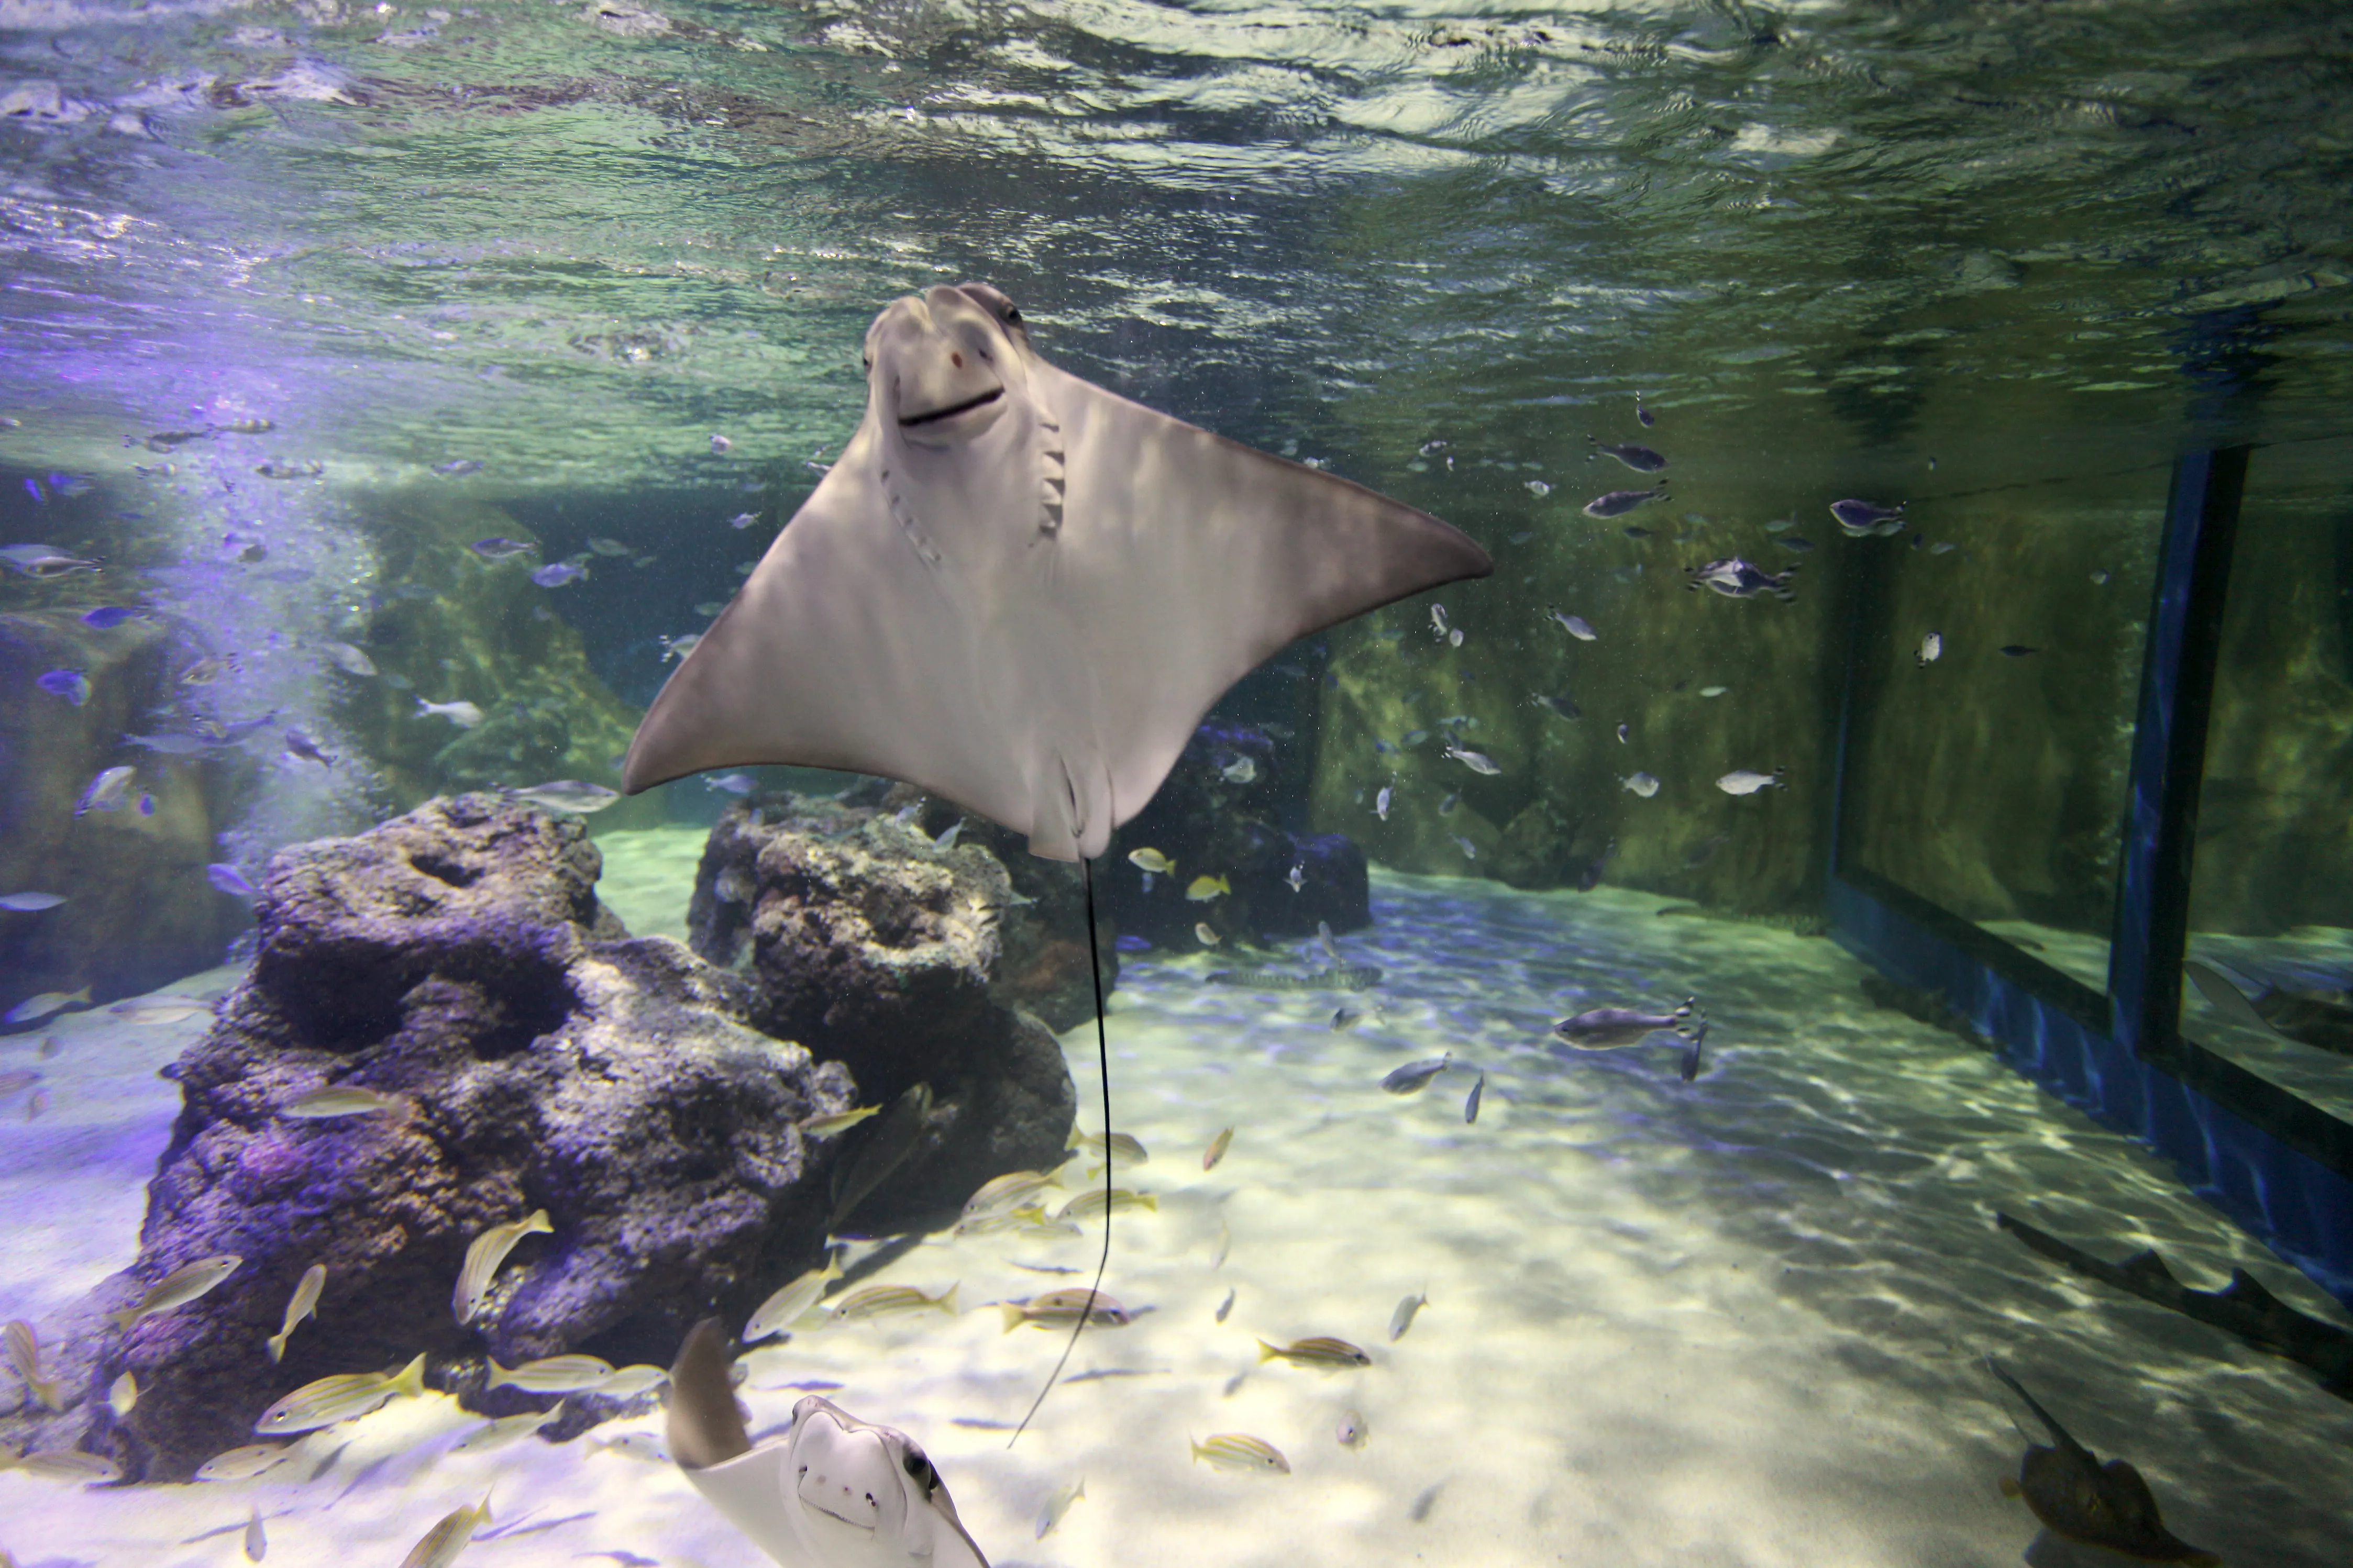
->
[1009,854,1113,1446]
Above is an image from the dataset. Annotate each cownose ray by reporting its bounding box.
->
[1985,1359,2219,1566]
[622,281,1490,1454]
[668,1319,990,1568]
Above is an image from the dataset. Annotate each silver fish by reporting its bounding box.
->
[1553,999,1696,1050]
[1530,691,1581,720]
[1389,1291,1428,1342]
[1716,767,1787,796]
[244,1503,267,1562]
[324,642,377,677]
[0,892,64,911]
[1620,772,1660,798]
[416,697,484,728]
[1215,1287,1234,1324]
[1429,604,1449,639]
[1380,1053,1452,1094]
[1589,439,1667,472]
[1286,862,1305,894]
[1336,1410,1368,1448]
[1374,784,1391,820]
[744,1256,843,1343]
[1444,744,1499,775]
[1464,1071,1485,1124]
[1582,485,1667,518]
[1830,498,1905,536]
[76,764,136,815]
[196,1443,297,1482]
[282,1085,404,1120]
[111,1253,242,1330]
[1221,757,1257,784]
[1917,631,1942,666]
[1685,557,1797,602]
[1547,608,1597,640]
[1036,1477,1086,1539]
[509,780,621,814]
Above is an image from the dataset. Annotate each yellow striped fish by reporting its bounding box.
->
[451,1210,551,1326]
[1055,1187,1157,1222]
[254,1352,427,1434]
[745,1256,842,1343]
[267,1263,327,1363]
[998,1288,1131,1333]
[484,1353,613,1394]
[831,1283,958,1320]
[108,1253,242,1331]
[4,1320,60,1410]
[960,1170,1062,1219]
[1189,1433,1289,1474]
[1256,1336,1372,1370]
[1068,1130,1148,1166]
[399,1491,492,1568]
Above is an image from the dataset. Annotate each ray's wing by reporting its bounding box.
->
[621,421,1040,838]
[1033,360,1490,851]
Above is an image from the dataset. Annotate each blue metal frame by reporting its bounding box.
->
[1827,445,2353,1308]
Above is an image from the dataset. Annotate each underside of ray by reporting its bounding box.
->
[623,282,1490,860]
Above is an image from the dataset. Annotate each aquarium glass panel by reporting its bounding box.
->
[1840,463,2171,992]
[2183,433,2353,1126]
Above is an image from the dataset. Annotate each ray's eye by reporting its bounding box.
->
[903,1448,937,1486]
[1005,307,1022,322]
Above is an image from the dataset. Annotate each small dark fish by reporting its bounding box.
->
[1622,525,1653,539]
[434,459,484,476]
[1634,395,1655,427]
[1554,999,1696,1050]
[1588,440,1667,473]
[206,864,256,897]
[1986,1360,2219,1566]
[36,669,91,706]
[1207,965,1382,992]
[283,729,336,768]
[1463,1072,1484,1124]
[145,428,209,449]
[2001,644,2040,658]
[1116,934,1152,954]
[1380,1053,1452,1094]
[1777,535,1815,552]
[253,460,321,480]
[470,537,536,560]
[1529,691,1581,721]
[1682,832,1731,870]
[1686,557,1798,603]
[79,607,140,629]
[1830,498,1905,537]
[1678,1020,1707,1082]
[1575,840,1616,893]
[1583,485,1669,519]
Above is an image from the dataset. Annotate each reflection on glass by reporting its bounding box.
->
[2183,435,2353,1124]
[1843,465,2169,991]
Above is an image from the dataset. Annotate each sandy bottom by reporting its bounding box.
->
[4,829,2351,1567]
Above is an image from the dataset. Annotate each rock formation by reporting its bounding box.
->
[1,794,853,1481]
[685,790,1078,1236]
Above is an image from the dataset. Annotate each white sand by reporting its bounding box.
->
[5,832,2351,1566]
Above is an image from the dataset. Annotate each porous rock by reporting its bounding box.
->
[686,791,1078,1235]
[1,794,851,1481]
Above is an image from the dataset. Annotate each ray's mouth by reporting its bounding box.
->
[807,1502,879,1533]
[898,387,1002,428]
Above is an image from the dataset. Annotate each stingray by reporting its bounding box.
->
[668,1319,990,1568]
[1985,1359,2220,1566]
[622,282,1488,854]
[623,281,1489,1432]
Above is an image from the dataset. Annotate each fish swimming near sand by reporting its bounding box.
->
[254,1353,427,1434]
[1207,965,1383,992]
[1000,1288,1132,1332]
[744,1255,843,1344]
[1554,1000,1698,1050]
[5,985,90,1024]
[1985,1360,2220,1565]
[486,1353,615,1394]
[1256,1336,1372,1370]
[509,780,621,814]
[1202,1127,1233,1171]
[1389,1292,1428,1342]
[1190,1433,1291,1474]
[398,1489,493,1568]
[1380,1053,1453,1094]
